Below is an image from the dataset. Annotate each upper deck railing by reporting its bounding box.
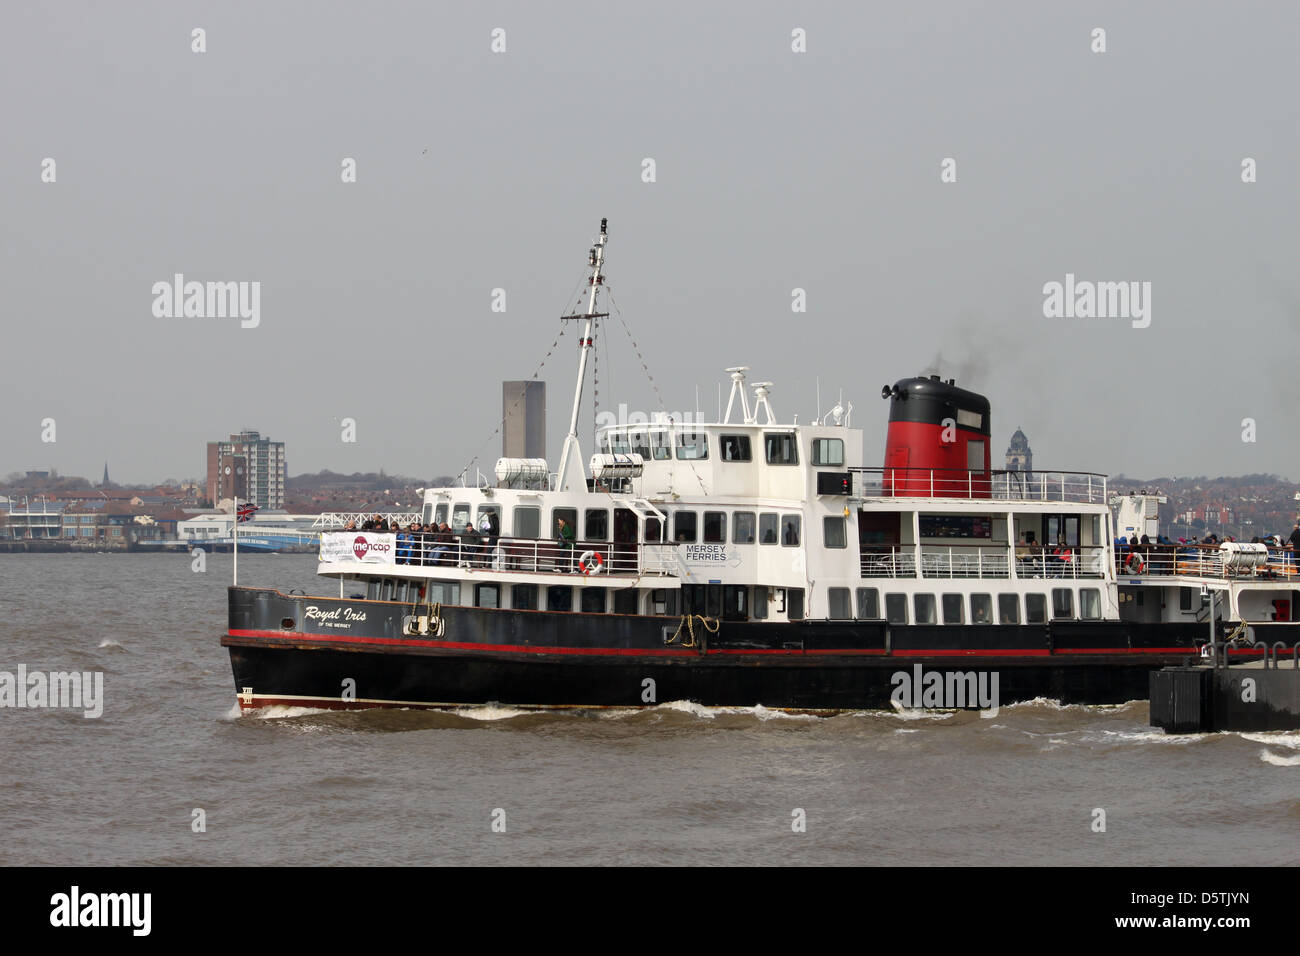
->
[1118,543,1300,581]
[850,468,1108,504]
[318,530,679,577]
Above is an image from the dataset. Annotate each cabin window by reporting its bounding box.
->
[733,512,756,543]
[585,509,609,541]
[942,593,964,625]
[427,581,460,606]
[511,584,538,610]
[856,587,880,619]
[421,502,433,525]
[759,513,779,544]
[650,429,672,460]
[823,516,847,549]
[645,516,664,543]
[765,432,799,465]
[676,431,708,460]
[476,504,502,528]
[998,594,1020,624]
[513,506,540,539]
[674,511,698,543]
[828,588,852,620]
[581,588,607,613]
[613,589,638,615]
[781,515,801,547]
[394,580,410,604]
[971,593,993,624]
[885,593,908,624]
[720,435,752,461]
[703,511,727,543]
[547,586,573,612]
[787,588,805,620]
[723,585,749,620]
[812,438,844,466]
[381,579,396,602]
[476,584,499,609]
[752,586,768,619]
[367,579,381,600]
[1052,588,1074,620]
[1080,588,1102,620]
[629,429,651,459]
[1179,589,1192,611]
[552,508,577,539]
[1025,594,1047,624]
[434,504,448,525]
[914,593,937,625]
[452,504,471,530]
[650,589,677,616]
[966,440,985,471]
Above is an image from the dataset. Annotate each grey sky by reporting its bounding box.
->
[4,1,1298,486]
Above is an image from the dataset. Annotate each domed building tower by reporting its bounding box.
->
[1005,427,1032,478]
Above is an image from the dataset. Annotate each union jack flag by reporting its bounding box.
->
[236,503,259,523]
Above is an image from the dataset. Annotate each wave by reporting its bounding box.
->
[96,639,124,650]
[1259,749,1300,766]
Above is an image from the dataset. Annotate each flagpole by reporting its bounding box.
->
[233,495,238,586]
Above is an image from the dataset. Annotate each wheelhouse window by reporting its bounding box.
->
[649,429,673,460]
[703,511,727,543]
[942,593,964,625]
[998,593,1020,624]
[781,515,801,547]
[828,588,852,620]
[513,506,540,538]
[971,593,993,624]
[673,511,697,543]
[434,504,448,525]
[676,431,708,460]
[811,438,844,466]
[585,509,609,541]
[759,513,779,544]
[452,504,471,529]
[629,429,651,459]
[645,516,664,543]
[856,587,880,619]
[1052,588,1074,620]
[765,432,799,465]
[1026,593,1047,624]
[823,515,846,549]
[610,430,632,454]
[733,512,756,543]
[720,435,752,461]
[885,593,908,624]
[1080,588,1102,620]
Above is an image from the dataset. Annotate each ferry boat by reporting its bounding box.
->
[222,219,1299,712]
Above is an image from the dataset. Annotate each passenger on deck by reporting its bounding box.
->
[432,523,453,566]
[396,527,410,564]
[557,517,576,572]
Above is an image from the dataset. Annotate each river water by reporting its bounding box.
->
[2,553,1297,866]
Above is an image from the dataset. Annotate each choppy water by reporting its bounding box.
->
[2,553,1297,865]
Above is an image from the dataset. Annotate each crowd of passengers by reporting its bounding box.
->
[341,513,506,568]
[1113,525,1300,574]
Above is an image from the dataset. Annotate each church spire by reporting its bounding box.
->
[101,461,110,487]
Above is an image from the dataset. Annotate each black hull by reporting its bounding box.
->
[222,587,1286,712]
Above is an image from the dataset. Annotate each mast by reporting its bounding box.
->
[556,218,609,492]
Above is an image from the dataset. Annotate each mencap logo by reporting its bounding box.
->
[352,535,391,559]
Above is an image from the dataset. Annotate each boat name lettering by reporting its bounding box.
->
[303,605,368,624]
